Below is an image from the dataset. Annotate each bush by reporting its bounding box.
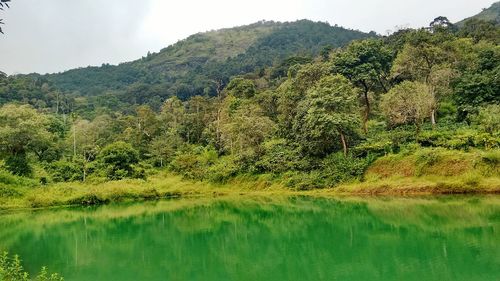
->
[352,140,393,157]
[256,139,310,173]
[0,252,63,281]
[97,142,141,180]
[4,154,32,177]
[283,171,325,190]
[472,104,500,134]
[417,128,499,150]
[47,160,83,182]
[320,153,374,186]
[283,153,374,190]
[482,150,500,165]
[0,170,38,188]
[169,146,219,180]
[206,156,241,183]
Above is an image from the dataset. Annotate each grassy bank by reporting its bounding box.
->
[0,148,499,211]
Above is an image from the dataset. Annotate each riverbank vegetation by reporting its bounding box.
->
[0,252,63,281]
[0,16,499,208]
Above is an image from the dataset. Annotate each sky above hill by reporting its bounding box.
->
[0,0,496,74]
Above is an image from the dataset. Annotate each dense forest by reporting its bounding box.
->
[0,9,499,193]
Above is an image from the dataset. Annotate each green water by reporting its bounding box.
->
[0,196,499,281]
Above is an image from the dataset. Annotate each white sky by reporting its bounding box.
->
[0,0,496,74]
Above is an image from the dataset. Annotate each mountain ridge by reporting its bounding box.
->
[41,20,375,99]
[457,1,500,25]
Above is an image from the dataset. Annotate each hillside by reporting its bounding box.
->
[42,20,375,101]
[457,1,500,25]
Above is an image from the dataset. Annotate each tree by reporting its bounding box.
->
[0,0,11,34]
[219,97,275,158]
[381,81,434,134]
[450,39,500,118]
[331,39,393,133]
[97,141,140,180]
[225,78,257,98]
[391,31,455,126]
[293,75,360,156]
[67,115,116,180]
[430,16,455,33]
[0,104,52,176]
[459,19,500,44]
[472,104,500,134]
[276,63,331,136]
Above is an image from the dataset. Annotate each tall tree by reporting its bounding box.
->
[293,75,360,156]
[0,104,52,175]
[381,81,434,134]
[332,39,393,133]
[391,30,455,126]
[276,63,331,136]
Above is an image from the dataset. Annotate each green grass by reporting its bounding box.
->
[333,148,500,195]
[0,148,498,211]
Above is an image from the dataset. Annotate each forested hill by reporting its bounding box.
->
[42,20,375,100]
[457,1,500,25]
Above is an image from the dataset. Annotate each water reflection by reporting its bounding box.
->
[0,196,499,281]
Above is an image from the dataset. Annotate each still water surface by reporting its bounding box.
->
[0,196,499,281]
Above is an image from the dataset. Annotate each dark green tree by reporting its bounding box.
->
[97,141,140,180]
[332,39,393,132]
[293,75,360,156]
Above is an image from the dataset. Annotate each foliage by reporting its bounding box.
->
[0,104,54,175]
[293,75,360,156]
[472,105,500,134]
[0,11,499,193]
[283,153,373,190]
[381,81,434,132]
[40,20,373,104]
[0,252,63,281]
[256,139,310,173]
[97,142,140,180]
[47,160,83,182]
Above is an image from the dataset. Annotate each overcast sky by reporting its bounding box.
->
[0,0,496,75]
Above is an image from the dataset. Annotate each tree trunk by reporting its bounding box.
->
[73,126,76,158]
[340,132,348,157]
[430,109,436,128]
[360,81,370,134]
[363,91,370,134]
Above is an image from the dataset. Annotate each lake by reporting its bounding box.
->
[0,196,499,281]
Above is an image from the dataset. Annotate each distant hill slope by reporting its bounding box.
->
[457,1,500,25]
[43,20,375,100]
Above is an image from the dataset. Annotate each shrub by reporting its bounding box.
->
[320,153,374,186]
[283,171,325,190]
[283,153,374,190]
[4,154,32,177]
[352,140,393,157]
[47,160,83,182]
[97,142,141,180]
[0,252,63,281]
[0,170,38,188]
[473,104,500,134]
[206,156,241,183]
[482,150,500,165]
[169,146,219,180]
[256,139,310,173]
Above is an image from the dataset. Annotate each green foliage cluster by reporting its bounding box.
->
[0,252,63,281]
